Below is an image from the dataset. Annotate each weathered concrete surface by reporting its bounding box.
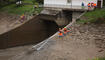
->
[39,9,61,21]
[39,9,72,26]
[55,10,72,26]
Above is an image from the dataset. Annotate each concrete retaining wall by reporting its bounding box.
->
[0,16,58,49]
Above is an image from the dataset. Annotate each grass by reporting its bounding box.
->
[23,0,33,4]
[0,0,43,15]
[77,8,105,24]
[90,57,105,60]
[84,8,105,20]
[99,58,105,60]
[0,4,33,15]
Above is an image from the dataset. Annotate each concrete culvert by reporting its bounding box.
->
[39,9,72,27]
[0,9,72,49]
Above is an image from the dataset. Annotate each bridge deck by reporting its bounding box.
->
[44,4,94,11]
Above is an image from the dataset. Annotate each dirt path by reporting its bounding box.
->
[3,23,103,60]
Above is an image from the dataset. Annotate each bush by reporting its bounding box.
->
[103,0,105,6]
[34,0,43,4]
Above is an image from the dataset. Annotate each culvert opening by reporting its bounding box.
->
[43,20,59,37]
[62,10,73,22]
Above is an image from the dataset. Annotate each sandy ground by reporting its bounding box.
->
[0,23,104,60]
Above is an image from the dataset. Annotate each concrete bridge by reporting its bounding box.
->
[38,3,94,26]
[39,8,87,26]
[0,4,92,49]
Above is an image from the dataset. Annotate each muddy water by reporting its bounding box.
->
[0,16,59,49]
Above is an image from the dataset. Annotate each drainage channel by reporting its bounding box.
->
[0,9,74,49]
[0,15,59,49]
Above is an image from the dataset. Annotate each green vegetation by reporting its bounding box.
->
[0,0,15,7]
[84,9,105,18]
[88,57,105,60]
[104,0,105,6]
[77,8,105,24]
[35,0,43,4]
[0,0,43,15]
[90,57,105,60]
[98,57,105,60]
[0,4,42,15]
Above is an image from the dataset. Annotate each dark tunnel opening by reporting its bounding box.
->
[43,20,59,37]
[63,10,72,22]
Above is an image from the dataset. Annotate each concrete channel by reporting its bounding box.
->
[0,15,59,49]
